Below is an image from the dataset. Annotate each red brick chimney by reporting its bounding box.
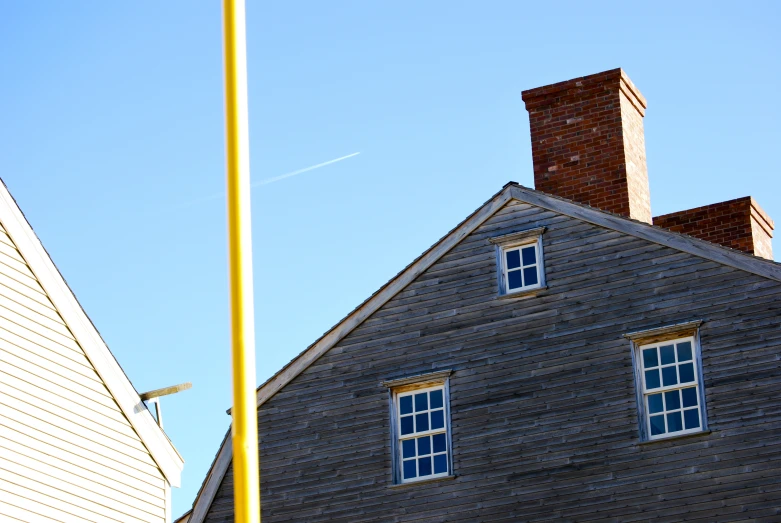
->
[654,197,774,259]
[522,68,651,223]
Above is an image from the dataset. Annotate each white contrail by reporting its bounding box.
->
[252,152,360,187]
[167,152,360,212]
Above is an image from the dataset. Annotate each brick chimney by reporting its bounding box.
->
[522,68,651,223]
[654,197,774,259]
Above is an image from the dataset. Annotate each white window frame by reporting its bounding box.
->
[383,370,454,485]
[488,226,547,297]
[625,321,709,442]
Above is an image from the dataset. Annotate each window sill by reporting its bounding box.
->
[637,430,711,446]
[496,286,548,301]
[389,475,456,489]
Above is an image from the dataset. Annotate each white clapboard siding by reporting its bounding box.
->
[0,271,56,311]
[1,455,164,522]
[0,223,168,521]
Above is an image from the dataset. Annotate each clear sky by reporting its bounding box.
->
[2,1,779,517]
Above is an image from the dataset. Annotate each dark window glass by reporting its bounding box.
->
[523,267,538,286]
[508,270,523,289]
[432,433,447,453]
[648,393,664,414]
[679,363,695,383]
[681,387,698,408]
[403,459,417,479]
[414,393,428,412]
[645,369,660,389]
[684,408,700,429]
[664,390,681,410]
[677,341,692,362]
[430,410,445,430]
[400,396,413,415]
[430,389,443,409]
[418,456,432,477]
[434,454,448,474]
[521,246,536,266]
[662,366,678,387]
[660,345,676,365]
[642,348,658,368]
[415,413,429,432]
[506,249,521,270]
[402,439,416,459]
[666,411,683,432]
[650,415,665,435]
[400,416,414,435]
[417,436,431,456]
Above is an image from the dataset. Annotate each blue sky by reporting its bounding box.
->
[2,1,779,517]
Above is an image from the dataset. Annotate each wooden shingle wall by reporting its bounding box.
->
[206,200,781,522]
[0,223,167,522]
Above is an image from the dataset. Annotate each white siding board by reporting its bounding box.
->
[0,383,152,456]
[0,293,71,337]
[0,303,77,347]
[2,440,165,518]
[0,465,131,523]
[1,369,146,436]
[0,314,82,355]
[1,346,114,401]
[0,424,164,498]
[0,271,55,310]
[1,489,74,523]
[0,284,67,326]
[1,414,164,489]
[0,332,99,382]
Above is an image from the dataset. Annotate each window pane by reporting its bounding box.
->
[432,433,447,453]
[417,436,431,456]
[402,439,416,459]
[430,389,443,409]
[666,411,683,432]
[433,454,448,474]
[430,410,445,430]
[681,387,698,408]
[403,459,417,479]
[508,270,523,289]
[677,341,692,362]
[662,366,678,387]
[645,369,660,389]
[399,396,413,415]
[684,408,700,430]
[400,416,414,435]
[521,246,536,266]
[650,415,665,435]
[660,345,676,365]
[642,348,658,369]
[418,456,432,477]
[415,413,429,432]
[414,393,428,412]
[664,390,681,410]
[679,363,695,383]
[506,249,521,270]
[523,267,538,286]
[648,393,664,414]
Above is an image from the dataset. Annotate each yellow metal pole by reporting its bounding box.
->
[223,0,261,522]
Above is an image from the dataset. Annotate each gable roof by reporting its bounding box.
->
[0,179,184,487]
[188,182,781,522]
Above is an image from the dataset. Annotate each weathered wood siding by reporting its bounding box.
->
[0,223,167,522]
[206,200,781,522]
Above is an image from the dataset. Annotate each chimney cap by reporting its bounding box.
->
[522,68,647,116]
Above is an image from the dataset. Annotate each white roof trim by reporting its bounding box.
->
[0,180,184,487]
[188,183,781,521]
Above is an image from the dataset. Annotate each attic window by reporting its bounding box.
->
[383,370,454,485]
[625,321,709,442]
[488,226,546,296]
